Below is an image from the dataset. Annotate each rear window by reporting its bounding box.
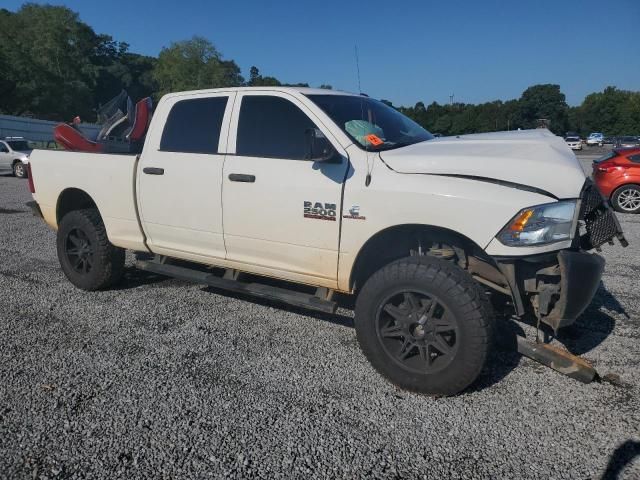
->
[628,154,640,164]
[594,151,617,164]
[160,96,228,154]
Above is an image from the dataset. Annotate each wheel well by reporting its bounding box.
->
[612,183,640,197]
[12,159,22,166]
[349,224,502,293]
[56,188,98,225]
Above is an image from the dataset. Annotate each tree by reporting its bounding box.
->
[577,87,640,136]
[153,36,243,97]
[0,4,113,120]
[94,46,158,109]
[246,66,281,87]
[515,84,568,134]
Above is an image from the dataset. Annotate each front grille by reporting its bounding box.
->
[578,181,627,249]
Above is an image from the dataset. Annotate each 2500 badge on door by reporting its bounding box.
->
[303,201,337,221]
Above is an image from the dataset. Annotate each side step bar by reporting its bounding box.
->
[135,259,338,314]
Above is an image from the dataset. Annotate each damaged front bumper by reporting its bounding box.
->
[493,180,626,331]
[495,250,604,331]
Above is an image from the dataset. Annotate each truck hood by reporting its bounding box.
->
[379,129,586,199]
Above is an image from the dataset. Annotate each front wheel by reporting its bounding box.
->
[56,209,125,290]
[611,184,640,214]
[13,162,27,178]
[354,256,493,396]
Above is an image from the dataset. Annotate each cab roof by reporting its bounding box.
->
[161,86,360,99]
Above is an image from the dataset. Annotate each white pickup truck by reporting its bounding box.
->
[27,87,627,395]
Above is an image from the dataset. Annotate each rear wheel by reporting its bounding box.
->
[13,162,26,178]
[354,256,493,396]
[611,184,640,214]
[56,209,125,290]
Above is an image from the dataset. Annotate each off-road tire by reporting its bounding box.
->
[56,209,125,290]
[611,184,640,214]
[354,256,494,396]
[13,161,27,178]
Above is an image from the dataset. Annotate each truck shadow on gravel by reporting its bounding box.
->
[199,286,522,393]
[556,282,626,356]
[113,266,170,290]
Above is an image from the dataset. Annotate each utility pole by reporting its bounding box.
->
[449,93,454,106]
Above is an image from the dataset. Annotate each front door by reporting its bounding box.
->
[222,93,349,286]
[137,92,234,261]
[0,142,12,174]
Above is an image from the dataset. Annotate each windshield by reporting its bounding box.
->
[566,137,580,142]
[306,94,433,151]
[7,140,30,151]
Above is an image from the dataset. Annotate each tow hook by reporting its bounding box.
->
[516,336,598,384]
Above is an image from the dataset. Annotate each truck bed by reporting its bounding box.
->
[29,150,146,251]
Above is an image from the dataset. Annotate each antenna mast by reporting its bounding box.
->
[354,45,362,94]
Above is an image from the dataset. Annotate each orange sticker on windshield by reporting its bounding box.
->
[365,134,383,146]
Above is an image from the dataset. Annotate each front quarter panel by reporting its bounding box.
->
[337,150,556,291]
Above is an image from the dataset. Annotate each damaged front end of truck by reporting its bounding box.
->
[495,180,627,332]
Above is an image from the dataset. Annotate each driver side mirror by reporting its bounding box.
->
[305,128,341,163]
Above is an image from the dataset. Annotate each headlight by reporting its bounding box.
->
[497,200,577,247]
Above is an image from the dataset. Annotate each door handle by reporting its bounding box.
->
[228,173,255,183]
[143,167,164,175]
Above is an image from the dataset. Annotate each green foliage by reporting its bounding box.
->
[153,36,243,97]
[247,66,281,86]
[571,87,640,136]
[0,4,157,121]
[398,85,638,137]
[516,84,568,131]
[0,5,100,119]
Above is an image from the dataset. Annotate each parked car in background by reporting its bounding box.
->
[593,148,640,213]
[565,136,582,150]
[586,133,604,146]
[0,137,31,178]
[615,136,640,149]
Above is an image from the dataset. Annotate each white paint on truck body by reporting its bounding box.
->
[29,87,588,292]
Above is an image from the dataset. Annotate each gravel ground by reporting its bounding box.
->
[0,173,638,479]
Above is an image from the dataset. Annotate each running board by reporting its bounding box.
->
[135,260,338,314]
[516,336,597,383]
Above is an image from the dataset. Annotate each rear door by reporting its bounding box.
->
[221,92,349,286]
[137,92,235,261]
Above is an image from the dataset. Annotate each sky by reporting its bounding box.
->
[4,0,639,107]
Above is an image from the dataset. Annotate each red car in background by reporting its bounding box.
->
[593,148,640,213]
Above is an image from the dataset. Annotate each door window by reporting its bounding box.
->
[160,96,228,154]
[236,96,317,160]
[0,143,8,153]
